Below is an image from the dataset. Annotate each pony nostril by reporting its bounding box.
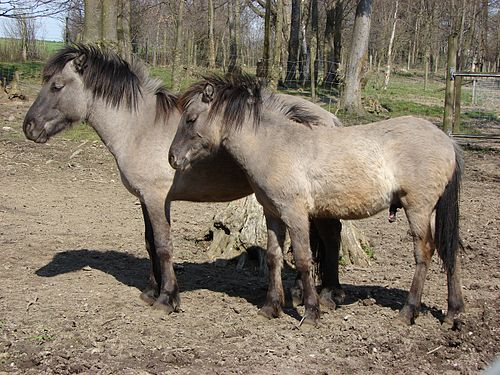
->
[168,152,177,167]
[23,120,33,135]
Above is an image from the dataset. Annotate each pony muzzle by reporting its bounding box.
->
[168,151,187,170]
[23,119,48,143]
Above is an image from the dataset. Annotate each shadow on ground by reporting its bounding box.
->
[36,248,443,322]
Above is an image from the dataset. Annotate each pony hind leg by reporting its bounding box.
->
[139,202,161,305]
[285,212,321,325]
[258,215,286,319]
[312,218,345,309]
[444,249,465,324]
[399,211,434,325]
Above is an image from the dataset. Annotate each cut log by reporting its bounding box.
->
[204,195,370,272]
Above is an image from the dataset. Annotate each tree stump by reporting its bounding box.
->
[3,71,27,101]
[204,195,370,273]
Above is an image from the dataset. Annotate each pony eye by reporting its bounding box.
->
[51,82,64,92]
[186,115,198,124]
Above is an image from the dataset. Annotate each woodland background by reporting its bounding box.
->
[1,0,499,115]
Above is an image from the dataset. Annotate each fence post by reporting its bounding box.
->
[443,33,458,134]
[453,75,463,133]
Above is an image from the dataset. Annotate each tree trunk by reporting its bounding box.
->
[117,0,132,60]
[323,1,336,88]
[262,0,272,81]
[332,1,343,88]
[285,0,301,85]
[102,0,118,43]
[83,0,101,43]
[228,0,240,72]
[269,0,283,89]
[299,0,310,86]
[208,0,216,69]
[205,195,370,273]
[171,0,184,92]
[308,0,318,100]
[340,0,372,114]
[383,0,398,90]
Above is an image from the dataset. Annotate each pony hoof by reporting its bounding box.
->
[443,310,465,329]
[258,304,282,319]
[332,288,346,305]
[152,293,179,314]
[140,292,156,306]
[139,289,157,305]
[397,306,416,325]
[152,301,176,314]
[319,290,337,310]
[301,314,320,327]
[301,306,321,326]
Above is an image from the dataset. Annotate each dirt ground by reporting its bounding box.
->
[0,95,499,375]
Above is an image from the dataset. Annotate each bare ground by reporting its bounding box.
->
[0,96,499,374]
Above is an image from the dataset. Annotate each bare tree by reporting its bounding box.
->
[382,0,397,90]
[83,0,100,42]
[341,0,372,114]
[0,0,73,18]
[285,0,300,85]
[3,13,39,60]
[208,0,216,68]
[102,0,117,43]
[117,0,131,59]
[171,0,184,91]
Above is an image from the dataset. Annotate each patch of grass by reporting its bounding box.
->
[55,122,99,142]
[339,255,347,267]
[362,243,375,259]
[31,328,54,344]
[0,61,44,84]
[378,98,443,118]
[463,109,498,121]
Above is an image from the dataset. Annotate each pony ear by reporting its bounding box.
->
[202,83,215,103]
[73,53,87,74]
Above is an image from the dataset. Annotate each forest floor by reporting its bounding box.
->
[0,87,499,374]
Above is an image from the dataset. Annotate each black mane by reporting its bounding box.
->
[180,73,263,132]
[180,73,322,132]
[43,44,177,119]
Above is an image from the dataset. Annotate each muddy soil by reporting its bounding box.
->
[0,96,499,374]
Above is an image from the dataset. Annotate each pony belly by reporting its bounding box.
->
[312,199,390,220]
[310,186,393,220]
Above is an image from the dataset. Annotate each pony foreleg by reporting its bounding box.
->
[139,202,161,305]
[287,214,320,325]
[258,215,286,319]
[146,199,180,314]
[399,227,434,325]
[313,218,345,308]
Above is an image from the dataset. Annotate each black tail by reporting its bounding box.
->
[435,144,463,274]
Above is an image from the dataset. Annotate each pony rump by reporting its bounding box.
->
[435,143,463,274]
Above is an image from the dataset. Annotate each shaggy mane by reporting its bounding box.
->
[180,73,322,132]
[43,44,177,120]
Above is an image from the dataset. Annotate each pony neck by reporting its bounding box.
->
[85,91,163,160]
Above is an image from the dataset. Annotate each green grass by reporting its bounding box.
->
[362,243,375,259]
[31,328,54,344]
[0,61,44,83]
[362,70,446,119]
[55,123,100,142]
